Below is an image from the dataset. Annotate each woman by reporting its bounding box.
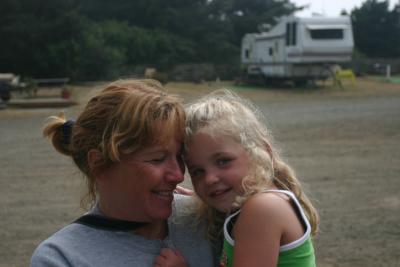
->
[30,79,216,267]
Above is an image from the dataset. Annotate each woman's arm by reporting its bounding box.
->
[30,243,72,267]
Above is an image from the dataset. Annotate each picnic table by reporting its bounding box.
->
[31,78,71,98]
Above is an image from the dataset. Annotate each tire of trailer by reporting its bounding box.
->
[0,90,11,102]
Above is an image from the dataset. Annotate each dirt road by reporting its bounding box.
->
[0,78,399,267]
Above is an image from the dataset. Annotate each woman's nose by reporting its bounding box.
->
[165,158,184,183]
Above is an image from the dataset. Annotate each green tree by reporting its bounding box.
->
[0,0,83,77]
[351,0,400,57]
[0,0,301,80]
[207,0,298,44]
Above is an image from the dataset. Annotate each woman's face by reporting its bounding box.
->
[98,138,184,222]
[185,132,251,213]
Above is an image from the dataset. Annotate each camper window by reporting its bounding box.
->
[292,22,297,45]
[245,49,250,59]
[286,22,297,46]
[310,29,344,40]
[286,23,290,45]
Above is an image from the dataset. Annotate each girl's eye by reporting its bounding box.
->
[216,158,232,166]
[176,154,184,165]
[176,154,185,173]
[189,168,204,179]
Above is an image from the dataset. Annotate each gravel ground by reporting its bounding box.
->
[0,78,399,267]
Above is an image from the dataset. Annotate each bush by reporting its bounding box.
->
[168,64,216,82]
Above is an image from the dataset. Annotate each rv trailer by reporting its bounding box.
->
[241,15,354,85]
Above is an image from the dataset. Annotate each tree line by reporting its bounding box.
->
[351,0,400,58]
[0,0,399,81]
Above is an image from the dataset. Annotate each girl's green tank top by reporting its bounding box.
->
[219,189,316,267]
[220,235,315,267]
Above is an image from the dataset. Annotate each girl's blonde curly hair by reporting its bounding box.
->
[185,89,319,240]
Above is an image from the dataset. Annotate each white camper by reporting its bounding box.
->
[241,15,354,85]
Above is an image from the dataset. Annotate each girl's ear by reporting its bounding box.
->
[87,149,104,179]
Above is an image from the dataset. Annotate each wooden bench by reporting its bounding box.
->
[30,78,70,98]
[33,78,69,87]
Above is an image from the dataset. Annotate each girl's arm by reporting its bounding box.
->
[232,193,292,267]
[153,248,188,267]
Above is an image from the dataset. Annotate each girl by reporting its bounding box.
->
[154,89,318,267]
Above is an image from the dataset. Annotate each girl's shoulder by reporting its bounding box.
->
[242,190,293,216]
[238,190,309,245]
[238,190,300,232]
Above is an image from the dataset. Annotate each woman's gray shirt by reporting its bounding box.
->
[30,194,217,267]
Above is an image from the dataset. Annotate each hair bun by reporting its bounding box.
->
[61,119,75,145]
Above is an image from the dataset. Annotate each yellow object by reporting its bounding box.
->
[334,69,356,87]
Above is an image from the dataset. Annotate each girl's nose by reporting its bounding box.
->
[204,171,219,185]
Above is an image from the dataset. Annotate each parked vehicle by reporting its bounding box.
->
[241,15,354,85]
[0,73,28,103]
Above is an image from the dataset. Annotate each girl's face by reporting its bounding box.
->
[185,132,251,212]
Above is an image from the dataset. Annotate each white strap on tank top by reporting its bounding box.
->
[223,189,311,252]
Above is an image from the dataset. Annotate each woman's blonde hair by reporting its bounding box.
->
[185,89,319,240]
[43,79,185,208]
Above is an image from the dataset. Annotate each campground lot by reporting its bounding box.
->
[0,77,399,267]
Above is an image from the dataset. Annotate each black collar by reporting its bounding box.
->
[74,214,148,231]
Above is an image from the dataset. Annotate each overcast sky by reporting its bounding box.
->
[290,0,398,17]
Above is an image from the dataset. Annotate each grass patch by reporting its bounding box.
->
[371,75,400,84]
[387,76,400,84]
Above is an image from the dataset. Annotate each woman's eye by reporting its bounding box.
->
[148,156,166,163]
